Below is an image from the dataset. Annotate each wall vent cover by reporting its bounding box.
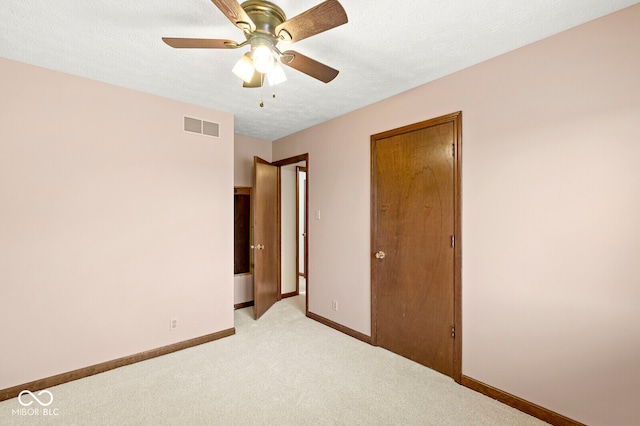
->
[183,116,220,138]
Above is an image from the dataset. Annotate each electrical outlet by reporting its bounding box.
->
[170,318,178,331]
[332,300,338,311]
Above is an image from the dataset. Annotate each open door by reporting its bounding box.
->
[253,157,280,319]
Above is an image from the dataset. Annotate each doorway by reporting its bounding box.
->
[279,162,307,300]
[297,166,307,296]
[371,112,462,381]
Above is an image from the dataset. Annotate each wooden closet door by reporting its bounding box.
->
[371,113,461,378]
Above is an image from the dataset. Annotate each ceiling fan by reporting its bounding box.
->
[162,0,348,88]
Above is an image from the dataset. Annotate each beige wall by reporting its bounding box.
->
[0,58,235,389]
[234,134,271,187]
[233,134,271,304]
[272,5,640,425]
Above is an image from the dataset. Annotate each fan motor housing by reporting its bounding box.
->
[242,1,286,37]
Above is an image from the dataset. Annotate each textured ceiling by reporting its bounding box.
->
[1,0,637,141]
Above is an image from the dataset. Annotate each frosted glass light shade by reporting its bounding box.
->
[232,54,255,83]
[267,61,287,86]
[252,45,274,73]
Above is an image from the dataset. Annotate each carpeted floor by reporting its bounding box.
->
[1,295,548,425]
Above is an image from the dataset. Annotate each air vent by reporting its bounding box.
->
[183,116,220,138]
[202,120,219,137]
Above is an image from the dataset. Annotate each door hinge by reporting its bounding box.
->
[451,325,455,338]
[451,235,455,248]
[452,143,455,157]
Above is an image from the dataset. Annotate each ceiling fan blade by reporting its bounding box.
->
[162,38,237,49]
[281,50,338,83]
[275,0,348,43]
[210,0,256,32]
[243,72,264,88]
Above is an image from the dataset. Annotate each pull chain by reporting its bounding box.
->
[258,73,265,107]
[258,88,276,108]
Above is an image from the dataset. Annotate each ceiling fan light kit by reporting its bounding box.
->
[267,61,287,86]
[232,53,256,83]
[163,0,348,91]
[251,43,275,74]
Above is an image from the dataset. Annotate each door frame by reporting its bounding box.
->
[273,153,309,316]
[370,112,462,383]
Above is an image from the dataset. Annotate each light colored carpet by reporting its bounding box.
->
[1,296,548,425]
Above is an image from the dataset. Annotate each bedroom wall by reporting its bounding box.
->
[0,58,235,389]
[233,134,271,305]
[272,5,640,425]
